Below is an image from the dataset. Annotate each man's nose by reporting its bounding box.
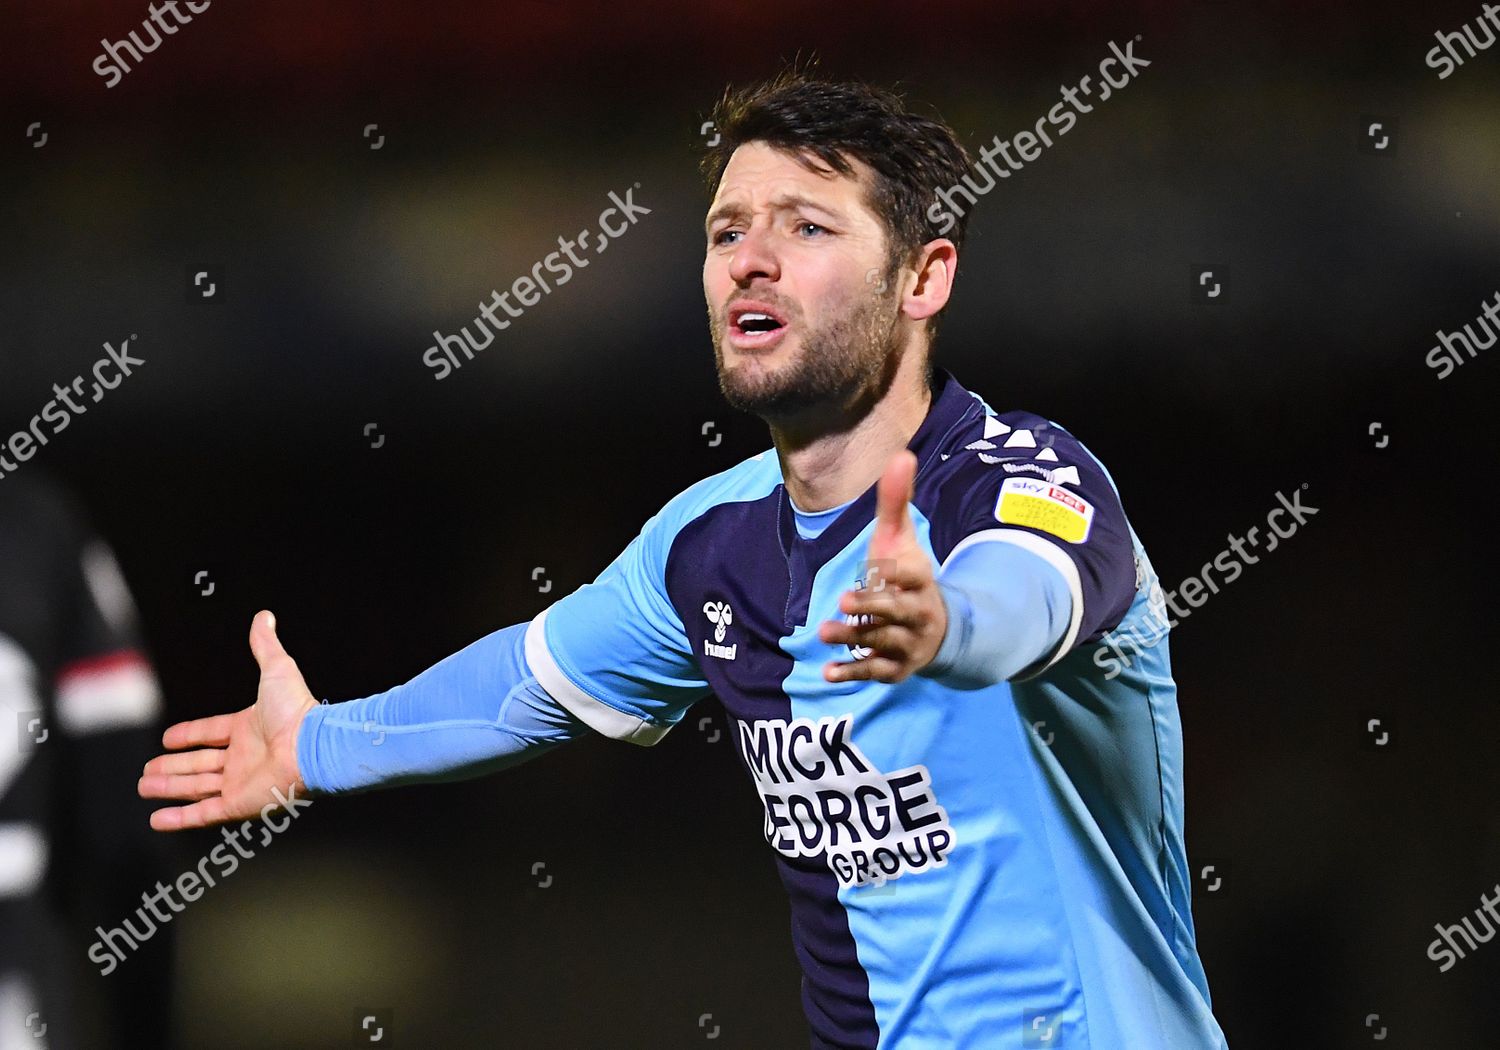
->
[728,225,780,285]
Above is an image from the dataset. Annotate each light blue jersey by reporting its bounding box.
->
[518,370,1228,1048]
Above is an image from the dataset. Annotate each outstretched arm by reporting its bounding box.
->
[296,620,586,794]
[138,611,586,830]
[140,465,764,828]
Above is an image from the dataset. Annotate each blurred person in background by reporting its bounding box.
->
[1,472,175,1050]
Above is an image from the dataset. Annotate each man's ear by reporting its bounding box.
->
[901,239,957,324]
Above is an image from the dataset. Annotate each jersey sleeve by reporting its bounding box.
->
[938,418,1138,677]
[524,503,710,745]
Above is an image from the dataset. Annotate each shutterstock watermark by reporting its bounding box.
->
[1425,4,1500,79]
[93,1,215,89]
[422,185,652,380]
[87,783,311,976]
[1425,289,1499,379]
[1094,486,1318,679]
[1427,880,1500,972]
[0,336,145,483]
[926,38,1150,235]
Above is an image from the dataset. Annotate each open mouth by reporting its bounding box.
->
[728,301,790,348]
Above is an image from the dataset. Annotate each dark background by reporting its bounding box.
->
[7,1,1499,1046]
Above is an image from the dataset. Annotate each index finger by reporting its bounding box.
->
[161,713,236,750]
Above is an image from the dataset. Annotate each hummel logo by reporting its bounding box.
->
[703,600,737,660]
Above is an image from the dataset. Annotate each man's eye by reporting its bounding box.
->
[712,229,741,246]
[798,222,827,237]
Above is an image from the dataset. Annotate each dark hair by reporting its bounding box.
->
[700,67,974,329]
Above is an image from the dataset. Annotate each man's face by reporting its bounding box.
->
[703,142,906,420]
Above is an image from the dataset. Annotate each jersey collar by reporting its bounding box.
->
[776,368,982,557]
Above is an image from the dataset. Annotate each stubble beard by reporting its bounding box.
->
[710,280,906,424]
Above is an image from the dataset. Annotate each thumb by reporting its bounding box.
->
[249,609,293,675]
[873,450,917,542]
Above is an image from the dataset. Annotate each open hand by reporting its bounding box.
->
[138,610,317,831]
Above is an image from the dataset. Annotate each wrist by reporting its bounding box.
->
[282,698,321,797]
[920,579,969,679]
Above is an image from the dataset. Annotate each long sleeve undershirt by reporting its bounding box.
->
[921,540,1071,688]
[296,623,587,795]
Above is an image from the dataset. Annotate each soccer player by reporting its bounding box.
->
[3,473,175,1050]
[139,72,1229,1048]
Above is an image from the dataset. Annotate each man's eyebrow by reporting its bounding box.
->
[704,194,847,236]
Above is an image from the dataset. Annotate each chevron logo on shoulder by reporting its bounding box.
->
[967,416,1082,485]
